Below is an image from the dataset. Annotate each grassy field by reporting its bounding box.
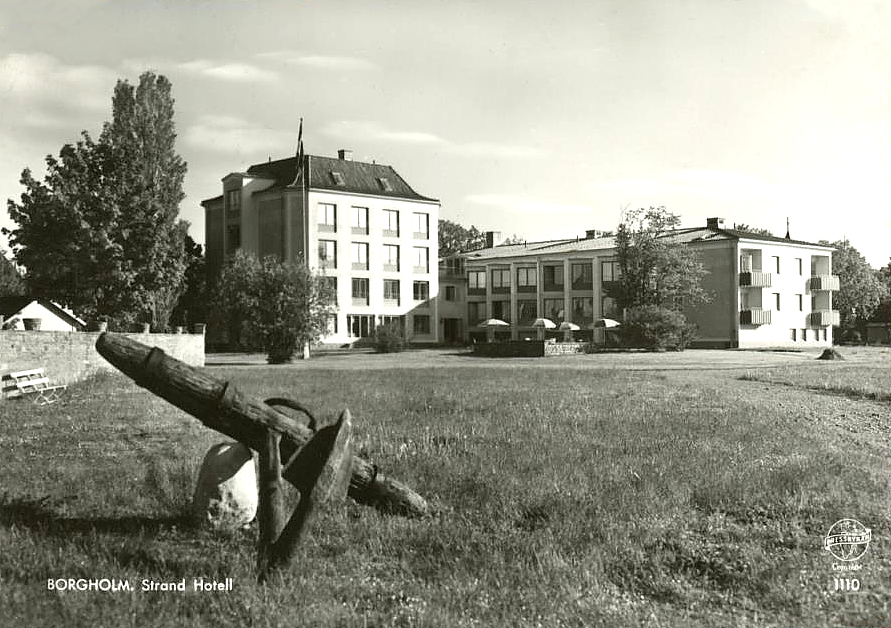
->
[1,356,889,627]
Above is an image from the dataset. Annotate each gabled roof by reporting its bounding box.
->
[0,297,86,328]
[243,155,439,202]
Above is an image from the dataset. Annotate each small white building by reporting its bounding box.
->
[0,298,86,331]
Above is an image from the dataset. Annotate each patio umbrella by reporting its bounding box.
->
[531,318,556,329]
[558,321,580,342]
[479,319,509,328]
[591,318,621,328]
[479,318,509,343]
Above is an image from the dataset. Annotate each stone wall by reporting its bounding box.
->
[0,331,204,391]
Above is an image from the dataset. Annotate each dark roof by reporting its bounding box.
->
[244,155,438,202]
[456,225,834,258]
[200,194,223,207]
[0,297,85,328]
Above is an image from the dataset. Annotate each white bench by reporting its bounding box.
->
[2,368,67,405]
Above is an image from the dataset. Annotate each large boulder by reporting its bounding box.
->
[192,442,258,530]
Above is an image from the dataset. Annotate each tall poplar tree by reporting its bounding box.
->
[5,71,189,329]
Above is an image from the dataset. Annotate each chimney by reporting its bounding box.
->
[706,217,725,230]
[337,149,352,161]
[585,229,605,239]
[484,231,502,248]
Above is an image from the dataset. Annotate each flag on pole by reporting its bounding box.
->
[290,117,305,187]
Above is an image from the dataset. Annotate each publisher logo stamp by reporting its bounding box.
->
[823,518,871,562]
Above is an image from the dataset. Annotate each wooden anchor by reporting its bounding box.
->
[95,332,429,580]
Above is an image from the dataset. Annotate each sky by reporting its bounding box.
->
[0,0,889,266]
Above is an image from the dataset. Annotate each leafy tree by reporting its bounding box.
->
[619,305,697,351]
[169,235,207,329]
[824,240,889,330]
[732,223,774,236]
[211,251,335,363]
[4,71,188,329]
[0,251,25,296]
[611,206,710,310]
[438,219,487,256]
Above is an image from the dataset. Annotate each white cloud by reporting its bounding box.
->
[0,52,116,113]
[184,115,285,154]
[322,120,546,158]
[465,193,594,215]
[178,59,278,83]
[256,50,377,71]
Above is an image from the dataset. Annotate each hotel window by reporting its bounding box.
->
[412,212,429,239]
[543,264,564,291]
[383,279,400,304]
[572,297,594,325]
[225,189,241,211]
[352,206,368,235]
[571,263,593,290]
[413,314,431,335]
[377,177,393,192]
[326,314,338,335]
[772,256,780,274]
[413,246,429,273]
[413,280,429,301]
[797,294,803,311]
[790,328,797,341]
[445,285,457,301]
[795,258,803,275]
[801,329,807,341]
[517,300,537,325]
[318,240,336,268]
[383,244,400,271]
[351,278,369,305]
[318,203,336,232]
[322,276,337,304]
[543,298,564,322]
[517,267,537,292]
[383,209,399,236]
[601,296,619,319]
[491,300,510,323]
[773,293,781,311]
[225,224,241,256]
[348,314,374,338]
[468,302,486,326]
[468,270,486,293]
[601,261,622,283]
[330,171,345,186]
[352,242,369,270]
[491,268,511,293]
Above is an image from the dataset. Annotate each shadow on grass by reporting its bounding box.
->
[0,493,191,537]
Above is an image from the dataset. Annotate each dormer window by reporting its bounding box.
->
[377,177,393,192]
[330,171,345,186]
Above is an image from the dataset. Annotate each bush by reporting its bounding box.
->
[374,324,406,353]
[618,305,697,351]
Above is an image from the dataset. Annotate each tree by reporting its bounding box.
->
[611,206,710,310]
[4,71,189,329]
[211,252,336,363]
[732,223,774,236]
[169,235,207,330]
[0,251,25,296]
[824,240,889,331]
[438,219,487,256]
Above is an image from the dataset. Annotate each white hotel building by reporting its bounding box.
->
[203,149,440,344]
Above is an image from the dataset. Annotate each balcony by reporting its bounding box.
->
[808,310,840,327]
[739,271,772,288]
[808,275,840,291]
[739,309,772,325]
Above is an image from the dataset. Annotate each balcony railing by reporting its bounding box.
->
[739,309,772,325]
[808,275,840,291]
[739,271,772,288]
[808,310,840,327]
